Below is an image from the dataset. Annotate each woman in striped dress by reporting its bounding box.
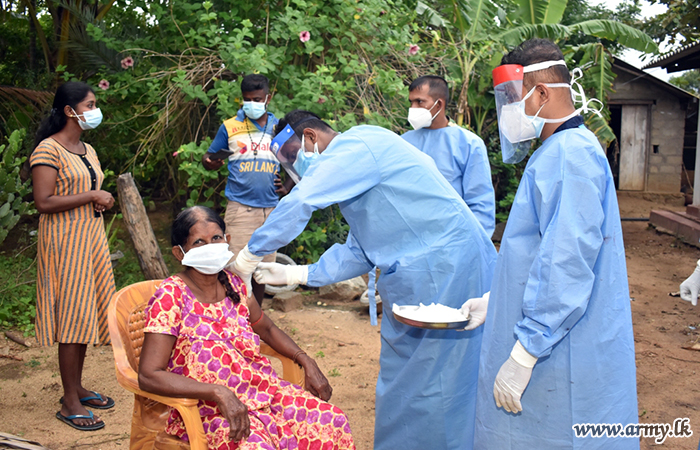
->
[30,82,117,431]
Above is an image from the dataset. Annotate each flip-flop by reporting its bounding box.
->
[59,391,115,410]
[55,410,105,431]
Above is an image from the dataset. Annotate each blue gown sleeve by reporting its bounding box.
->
[207,124,229,153]
[461,136,496,237]
[306,231,374,286]
[514,171,605,358]
[247,133,382,256]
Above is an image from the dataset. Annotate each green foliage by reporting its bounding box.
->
[0,235,37,336]
[515,0,567,25]
[643,0,700,45]
[282,206,349,265]
[174,139,227,209]
[0,129,35,245]
[669,69,700,96]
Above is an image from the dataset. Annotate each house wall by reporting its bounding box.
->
[610,68,686,193]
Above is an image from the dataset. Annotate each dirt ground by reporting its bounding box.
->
[1,192,700,450]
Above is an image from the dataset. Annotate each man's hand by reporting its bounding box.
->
[254,262,308,286]
[202,153,226,170]
[231,245,264,297]
[680,260,700,306]
[459,292,489,330]
[275,175,289,196]
[493,341,537,414]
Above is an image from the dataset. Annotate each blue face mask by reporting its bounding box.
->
[293,135,320,178]
[242,95,268,120]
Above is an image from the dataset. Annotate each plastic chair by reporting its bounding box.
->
[108,280,305,450]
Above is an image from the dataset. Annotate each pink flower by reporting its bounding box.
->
[317,97,326,104]
[299,31,311,43]
[120,56,134,69]
[172,151,179,157]
[408,44,420,56]
[98,79,110,90]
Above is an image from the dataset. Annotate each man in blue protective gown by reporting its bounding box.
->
[462,39,638,449]
[402,75,496,237]
[231,109,498,450]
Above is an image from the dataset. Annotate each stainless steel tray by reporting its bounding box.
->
[392,305,470,329]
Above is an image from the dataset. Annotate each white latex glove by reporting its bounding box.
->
[680,260,700,306]
[254,262,308,286]
[460,292,489,331]
[231,245,264,297]
[493,341,538,414]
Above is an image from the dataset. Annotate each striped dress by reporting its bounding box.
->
[29,138,116,346]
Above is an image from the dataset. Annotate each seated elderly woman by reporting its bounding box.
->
[139,206,355,450]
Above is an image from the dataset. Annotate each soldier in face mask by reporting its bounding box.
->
[402,75,496,237]
[463,38,638,450]
[201,74,295,306]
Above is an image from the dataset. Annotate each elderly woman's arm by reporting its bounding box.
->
[138,333,250,442]
[247,298,333,401]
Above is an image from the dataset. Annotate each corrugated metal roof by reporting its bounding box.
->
[643,41,700,72]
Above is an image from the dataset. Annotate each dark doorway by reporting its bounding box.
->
[607,105,622,189]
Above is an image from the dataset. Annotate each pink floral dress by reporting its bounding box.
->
[144,271,355,450]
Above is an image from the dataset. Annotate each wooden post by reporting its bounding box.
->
[116,173,169,280]
[693,100,700,205]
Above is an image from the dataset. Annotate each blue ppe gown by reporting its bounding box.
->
[248,125,498,450]
[474,124,638,450]
[402,124,496,237]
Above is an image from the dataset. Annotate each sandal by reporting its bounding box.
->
[59,391,115,410]
[55,410,105,431]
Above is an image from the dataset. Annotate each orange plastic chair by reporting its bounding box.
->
[108,280,305,450]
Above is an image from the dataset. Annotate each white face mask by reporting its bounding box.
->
[179,242,233,275]
[407,100,441,130]
[499,83,578,143]
[72,107,103,130]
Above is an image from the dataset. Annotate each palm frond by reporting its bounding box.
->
[570,20,658,53]
[416,1,449,28]
[498,23,571,47]
[585,114,616,147]
[464,0,498,41]
[513,0,568,25]
[0,86,53,126]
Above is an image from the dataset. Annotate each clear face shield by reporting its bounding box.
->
[270,124,304,183]
[493,64,532,164]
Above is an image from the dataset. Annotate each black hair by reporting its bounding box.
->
[172,206,241,304]
[409,75,449,103]
[34,81,94,148]
[274,109,334,138]
[501,38,571,85]
[241,74,269,94]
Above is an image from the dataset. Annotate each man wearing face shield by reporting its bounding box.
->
[231,110,498,450]
[464,39,637,449]
[201,74,294,305]
[402,75,496,237]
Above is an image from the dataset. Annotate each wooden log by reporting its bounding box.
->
[5,331,34,347]
[116,173,169,280]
